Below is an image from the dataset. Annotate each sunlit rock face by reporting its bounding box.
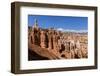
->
[28,20,88,60]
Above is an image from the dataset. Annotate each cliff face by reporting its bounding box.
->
[28,43,61,60]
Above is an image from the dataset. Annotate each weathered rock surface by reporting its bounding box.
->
[28,19,88,60]
[28,43,61,60]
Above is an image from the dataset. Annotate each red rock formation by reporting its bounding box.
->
[28,19,88,60]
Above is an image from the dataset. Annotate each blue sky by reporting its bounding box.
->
[28,15,88,32]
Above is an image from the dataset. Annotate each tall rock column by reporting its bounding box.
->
[53,34,58,51]
[31,32,35,44]
[40,31,46,48]
[48,32,52,50]
[28,31,35,45]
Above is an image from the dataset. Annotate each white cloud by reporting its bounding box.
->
[57,28,64,31]
[56,28,87,33]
